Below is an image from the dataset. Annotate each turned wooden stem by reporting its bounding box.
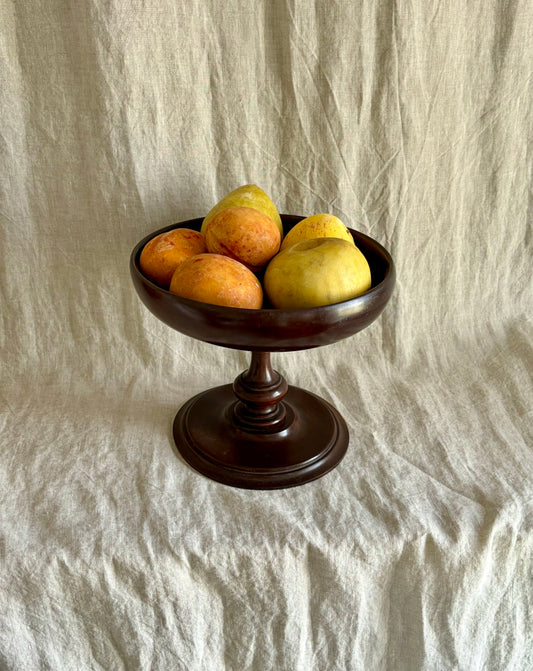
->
[232,351,289,432]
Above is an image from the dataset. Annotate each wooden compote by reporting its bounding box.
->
[130,215,395,489]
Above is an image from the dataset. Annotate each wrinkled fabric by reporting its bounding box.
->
[1,1,532,669]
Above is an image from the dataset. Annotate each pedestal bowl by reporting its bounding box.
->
[130,214,395,489]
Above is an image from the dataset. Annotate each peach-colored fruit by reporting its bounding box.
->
[169,253,263,309]
[200,184,283,238]
[205,206,281,272]
[140,228,207,288]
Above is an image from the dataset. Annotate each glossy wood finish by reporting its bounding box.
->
[173,383,349,489]
[232,351,289,433]
[130,214,395,489]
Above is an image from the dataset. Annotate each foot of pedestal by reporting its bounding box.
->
[172,383,349,489]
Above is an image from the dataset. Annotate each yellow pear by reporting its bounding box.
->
[280,213,354,251]
[264,237,371,309]
[201,184,283,238]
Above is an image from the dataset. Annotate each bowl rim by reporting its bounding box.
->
[130,214,395,317]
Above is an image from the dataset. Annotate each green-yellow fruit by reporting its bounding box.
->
[201,184,283,238]
[280,213,354,251]
[264,237,371,309]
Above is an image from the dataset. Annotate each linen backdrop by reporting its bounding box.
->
[1,1,532,669]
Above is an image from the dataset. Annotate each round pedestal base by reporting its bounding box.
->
[172,384,349,489]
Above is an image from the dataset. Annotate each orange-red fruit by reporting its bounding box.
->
[140,228,207,288]
[205,206,281,271]
[169,253,263,309]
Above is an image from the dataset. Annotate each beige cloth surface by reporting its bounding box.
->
[1,1,532,669]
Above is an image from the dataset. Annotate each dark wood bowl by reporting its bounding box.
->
[130,214,395,489]
[130,215,395,352]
